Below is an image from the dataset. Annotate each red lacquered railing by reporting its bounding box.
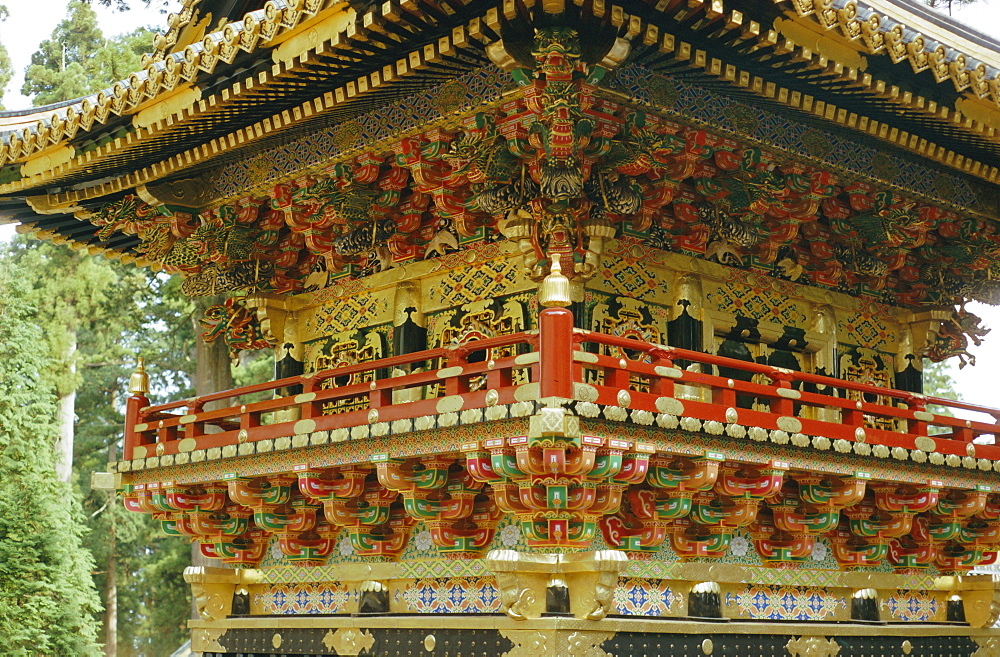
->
[572,327,1000,460]
[125,330,540,459]
[123,308,1000,464]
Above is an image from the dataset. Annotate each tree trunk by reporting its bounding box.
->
[54,331,76,483]
[194,295,236,404]
[104,443,117,657]
[190,296,234,620]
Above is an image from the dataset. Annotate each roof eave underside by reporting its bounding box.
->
[1,0,999,222]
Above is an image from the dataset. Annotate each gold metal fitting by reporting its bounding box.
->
[129,357,150,395]
[538,258,572,308]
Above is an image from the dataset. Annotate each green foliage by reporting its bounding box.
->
[22,1,155,106]
[6,238,136,395]
[2,236,274,653]
[922,359,961,401]
[119,529,192,655]
[5,238,199,654]
[96,0,174,11]
[0,262,102,655]
[0,6,12,110]
[95,27,156,83]
[70,269,199,655]
[923,359,961,435]
[234,346,276,397]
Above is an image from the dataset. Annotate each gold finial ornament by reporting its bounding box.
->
[129,357,150,395]
[538,258,572,308]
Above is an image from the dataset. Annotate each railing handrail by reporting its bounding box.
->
[124,319,1000,465]
[575,329,1000,420]
[140,330,537,417]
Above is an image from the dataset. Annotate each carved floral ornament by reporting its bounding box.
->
[85,28,1000,312]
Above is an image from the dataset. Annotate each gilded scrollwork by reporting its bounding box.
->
[973,636,1000,657]
[785,636,841,657]
[324,628,376,655]
[190,627,227,653]
[486,549,551,620]
[183,566,237,621]
[500,630,614,657]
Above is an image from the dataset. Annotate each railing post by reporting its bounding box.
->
[125,358,151,460]
[770,374,795,417]
[299,375,318,419]
[906,396,928,436]
[444,348,470,396]
[186,400,204,442]
[538,259,575,401]
[649,350,675,397]
[540,307,575,399]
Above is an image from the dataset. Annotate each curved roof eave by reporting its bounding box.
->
[0,0,348,165]
[0,0,997,188]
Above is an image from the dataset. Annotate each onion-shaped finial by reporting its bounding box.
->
[129,357,149,395]
[538,258,572,308]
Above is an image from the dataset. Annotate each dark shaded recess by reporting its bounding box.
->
[393,306,428,370]
[804,365,836,398]
[768,326,805,414]
[716,315,760,409]
[850,593,880,621]
[767,327,805,381]
[579,299,603,360]
[947,596,967,623]
[570,298,587,329]
[230,589,249,616]
[276,342,304,396]
[545,582,570,614]
[896,353,924,394]
[357,587,390,614]
[687,588,722,619]
[667,299,702,369]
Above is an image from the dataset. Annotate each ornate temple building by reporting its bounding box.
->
[5,0,1000,653]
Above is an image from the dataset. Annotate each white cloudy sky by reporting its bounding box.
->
[0,0,999,407]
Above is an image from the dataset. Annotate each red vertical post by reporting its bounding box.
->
[906,396,928,437]
[125,357,151,459]
[123,393,149,458]
[539,306,575,399]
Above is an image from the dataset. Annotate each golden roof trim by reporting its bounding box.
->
[10,0,1000,211]
[149,0,201,60]
[4,0,999,172]
[658,31,1000,182]
[0,0,344,167]
[781,0,1000,105]
[24,29,463,208]
[4,0,999,196]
